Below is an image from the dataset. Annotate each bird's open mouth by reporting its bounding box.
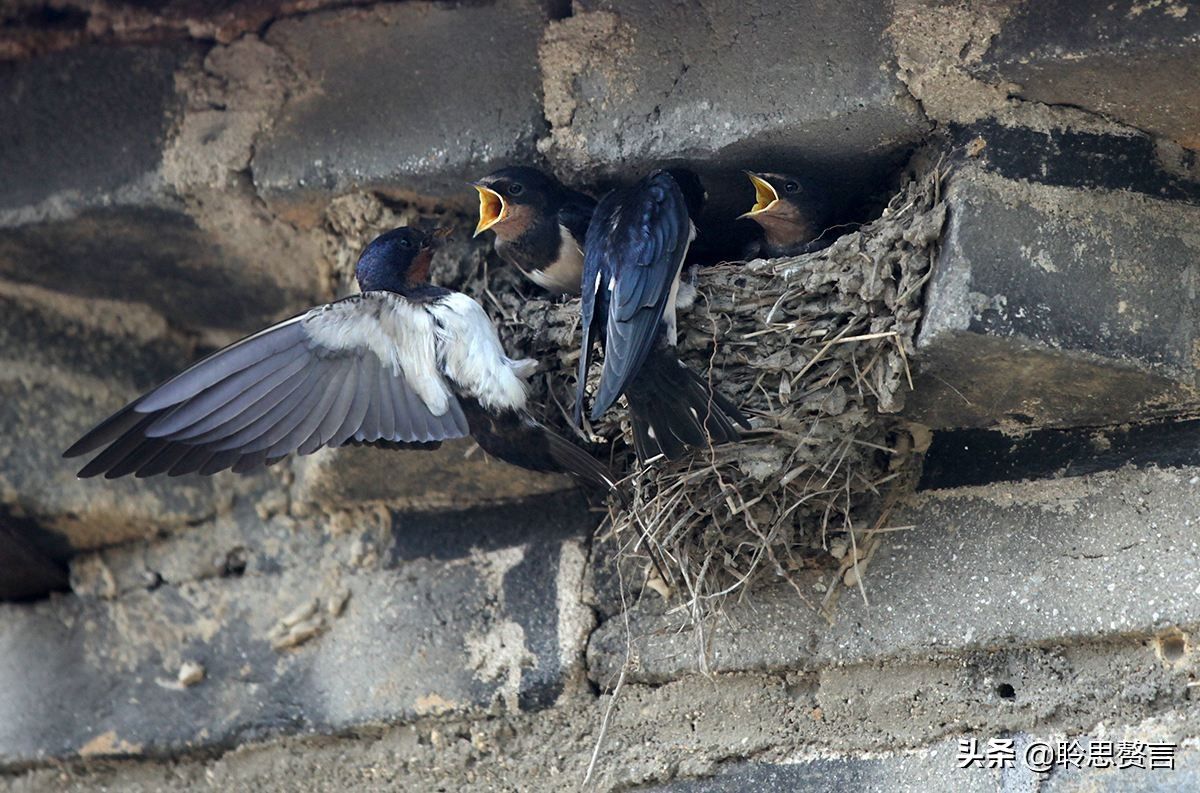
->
[741,172,779,217]
[473,185,508,236]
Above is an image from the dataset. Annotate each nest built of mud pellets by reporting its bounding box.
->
[488,165,947,615]
[321,162,946,616]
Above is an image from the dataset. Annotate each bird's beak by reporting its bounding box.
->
[429,226,454,247]
[740,172,779,218]
[473,185,507,237]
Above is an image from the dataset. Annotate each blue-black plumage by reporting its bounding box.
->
[65,227,616,491]
[574,169,750,462]
[473,166,596,295]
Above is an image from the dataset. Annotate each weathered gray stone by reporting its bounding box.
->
[0,284,288,566]
[977,0,1200,151]
[253,1,549,222]
[0,503,593,765]
[0,283,189,392]
[0,207,320,331]
[539,0,929,212]
[908,136,1200,430]
[293,439,578,513]
[589,464,1200,683]
[0,41,326,331]
[0,371,273,552]
[0,43,191,214]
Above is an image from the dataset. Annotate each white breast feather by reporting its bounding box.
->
[529,227,585,294]
[429,292,530,412]
[303,293,452,416]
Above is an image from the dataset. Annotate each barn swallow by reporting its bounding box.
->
[473,166,596,295]
[65,227,616,491]
[741,171,833,258]
[574,168,750,462]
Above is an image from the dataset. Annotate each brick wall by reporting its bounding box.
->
[2,1,1200,790]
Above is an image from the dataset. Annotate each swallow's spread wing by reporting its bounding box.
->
[583,172,691,420]
[65,292,527,478]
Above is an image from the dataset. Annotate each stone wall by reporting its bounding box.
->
[2,1,1200,790]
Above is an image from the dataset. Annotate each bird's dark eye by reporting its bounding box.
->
[398,237,412,249]
[508,183,524,196]
[784,181,800,194]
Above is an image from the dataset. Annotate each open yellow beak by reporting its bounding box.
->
[740,172,779,218]
[473,185,508,237]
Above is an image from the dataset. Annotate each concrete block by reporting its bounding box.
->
[908,125,1200,430]
[0,503,593,764]
[589,463,1200,683]
[253,1,549,221]
[0,207,317,331]
[0,41,325,331]
[0,284,282,564]
[976,0,1200,150]
[0,372,271,552]
[0,44,189,214]
[539,0,929,214]
[292,439,578,513]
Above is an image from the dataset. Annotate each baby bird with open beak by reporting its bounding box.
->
[473,166,596,295]
[741,171,833,258]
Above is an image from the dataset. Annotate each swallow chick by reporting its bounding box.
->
[473,166,596,295]
[65,227,616,491]
[575,168,750,462]
[741,171,833,258]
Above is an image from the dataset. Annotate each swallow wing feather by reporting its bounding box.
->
[64,292,477,478]
[581,171,690,419]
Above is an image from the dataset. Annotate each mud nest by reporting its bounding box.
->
[479,166,947,612]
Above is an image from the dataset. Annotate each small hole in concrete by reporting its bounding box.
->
[1158,633,1188,664]
[222,547,248,577]
[996,683,1016,700]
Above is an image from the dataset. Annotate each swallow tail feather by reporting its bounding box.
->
[623,347,749,462]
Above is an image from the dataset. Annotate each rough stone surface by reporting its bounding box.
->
[0,39,326,331]
[253,1,550,221]
[0,501,594,766]
[0,43,192,215]
[4,692,1200,791]
[0,289,277,552]
[976,0,1200,150]
[589,464,1200,682]
[539,0,929,215]
[908,130,1200,430]
[292,439,577,512]
[0,372,267,552]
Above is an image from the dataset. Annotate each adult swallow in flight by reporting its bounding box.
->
[65,227,616,491]
[741,171,833,258]
[473,166,596,295]
[574,168,750,461]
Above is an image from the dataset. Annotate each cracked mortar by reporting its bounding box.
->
[162,35,328,345]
